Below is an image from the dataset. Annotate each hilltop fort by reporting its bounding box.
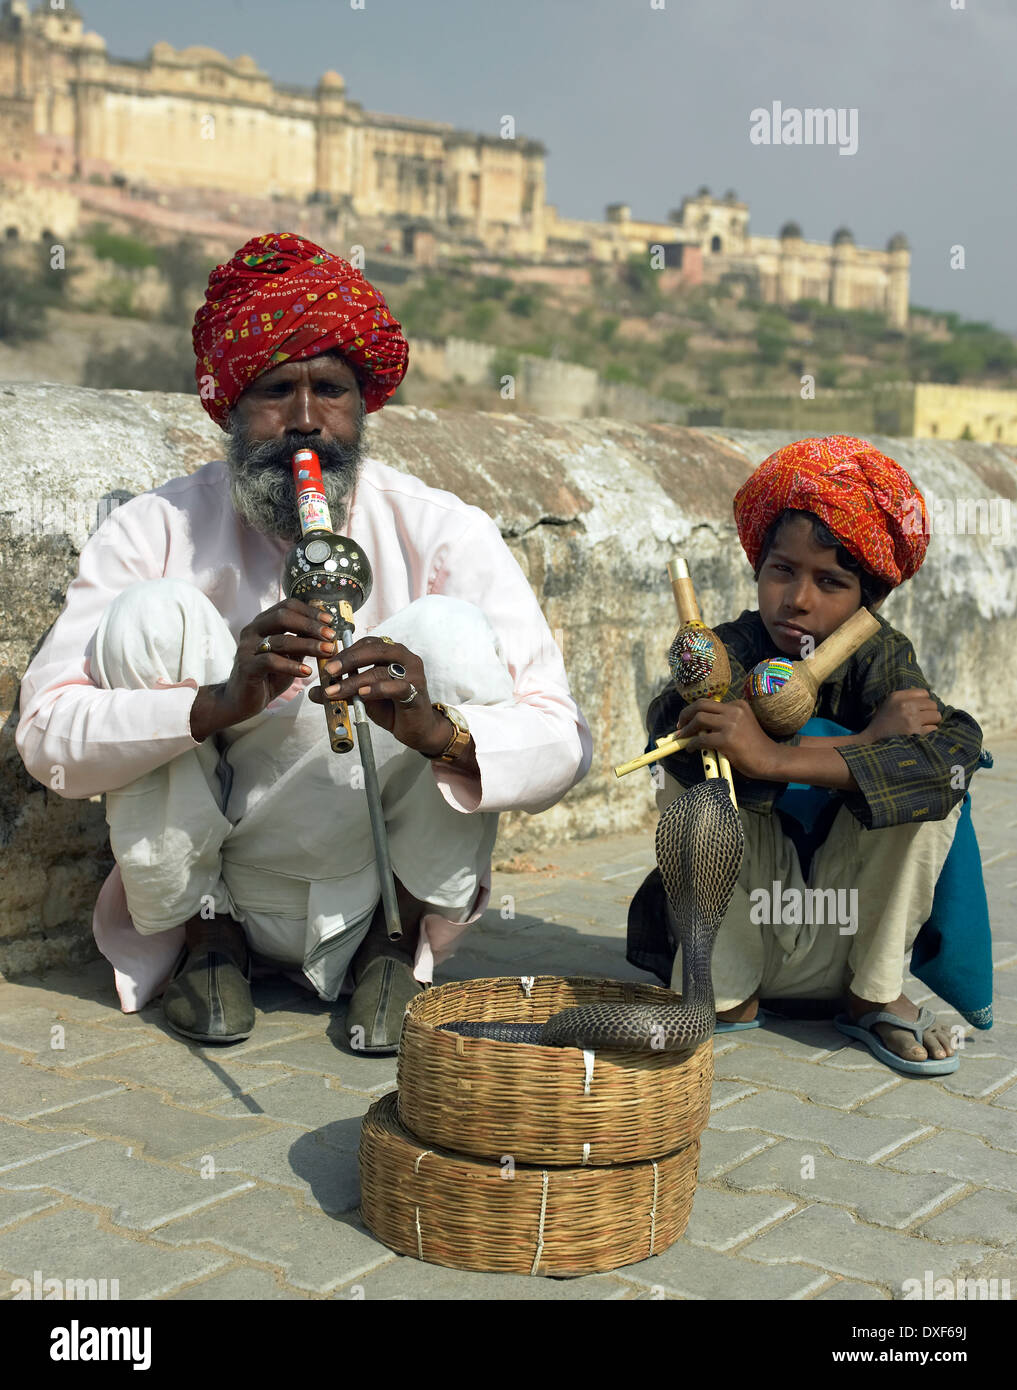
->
[0,0,908,327]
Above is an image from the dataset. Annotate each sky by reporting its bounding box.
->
[68,0,1017,331]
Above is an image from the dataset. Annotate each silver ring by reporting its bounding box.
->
[257,639,272,654]
[397,683,419,706]
[387,662,407,680]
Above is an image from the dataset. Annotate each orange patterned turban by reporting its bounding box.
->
[732,435,929,588]
[192,231,409,430]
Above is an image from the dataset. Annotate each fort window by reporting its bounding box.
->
[4,226,19,241]
[930,422,939,436]
[710,235,722,252]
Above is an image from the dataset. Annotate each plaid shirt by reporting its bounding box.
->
[645,609,988,830]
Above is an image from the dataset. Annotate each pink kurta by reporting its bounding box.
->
[16,456,593,1007]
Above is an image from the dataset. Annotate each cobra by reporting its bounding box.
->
[441,778,745,1050]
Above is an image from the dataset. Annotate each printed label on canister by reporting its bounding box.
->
[297,491,331,535]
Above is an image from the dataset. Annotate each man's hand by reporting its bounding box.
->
[676,698,781,781]
[863,688,942,743]
[190,598,336,742]
[309,637,453,758]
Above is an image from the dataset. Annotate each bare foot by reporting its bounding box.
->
[846,989,957,1062]
[716,995,759,1024]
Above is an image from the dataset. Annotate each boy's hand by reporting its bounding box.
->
[863,689,942,742]
[677,698,781,780]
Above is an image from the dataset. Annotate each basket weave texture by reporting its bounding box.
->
[397,975,713,1166]
[360,1091,700,1276]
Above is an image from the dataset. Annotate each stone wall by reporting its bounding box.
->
[413,336,686,424]
[721,383,1017,445]
[2,384,1015,976]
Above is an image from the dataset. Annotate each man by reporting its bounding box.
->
[16,231,592,1052]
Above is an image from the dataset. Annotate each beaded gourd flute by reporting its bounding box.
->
[743,607,880,736]
[614,558,737,808]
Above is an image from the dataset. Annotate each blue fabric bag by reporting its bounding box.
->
[777,719,993,1029]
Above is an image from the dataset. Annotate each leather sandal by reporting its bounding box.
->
[346,954,422,1055]
[162,918,255,1045]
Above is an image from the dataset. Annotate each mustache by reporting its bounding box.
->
[223,415,366,540]
[230,432,362,475]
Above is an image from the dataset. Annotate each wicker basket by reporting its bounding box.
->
[360,1092,700,1275]
[397,975,713,1166]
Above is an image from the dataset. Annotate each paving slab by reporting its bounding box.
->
[714,1046,901,1109]
[707,1090,933,1162]
[31,1089,282,1162]
[815,1278,890,1300]
[1,1139,255,1232]
[153,1187,389,1293]
[73,1040,294,1108]
[682,1186,798,1251]
[0,1000,160,1058]
[860,1085,1017,1152]
[697,1128,777,1180]
[617,1239,830,1300]
[915,1190,1017,1247]
[209,1073,371,1128]
[0,1208,228,1300]
[181,1117,364,1214]
[168,1265,316,1300]
[934,1055,1017,1099]
[232,1034,397,1093]
[0,1189,60,1232]
[0,1120,94,1174]
[331,1258,632,1300]
[739,1205,992,1289]
[0,1050,124,1121]
[722,1138,966,1229]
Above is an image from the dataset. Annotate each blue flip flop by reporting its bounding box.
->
[714,1007,774,1034]
[833,1007,960,1076]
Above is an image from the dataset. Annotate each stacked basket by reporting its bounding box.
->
[358,974,713,1276]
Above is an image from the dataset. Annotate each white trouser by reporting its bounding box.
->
[95,580,515,1000]
[657,772,962,1008]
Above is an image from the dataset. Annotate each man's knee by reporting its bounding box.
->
[377,595,514,705]
[96,579,233,689]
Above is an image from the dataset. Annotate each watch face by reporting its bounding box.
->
[441,704,468,734]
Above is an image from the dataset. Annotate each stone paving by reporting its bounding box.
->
[1,739,1015,1301]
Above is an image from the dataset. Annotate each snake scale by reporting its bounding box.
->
[440,778,745,1051]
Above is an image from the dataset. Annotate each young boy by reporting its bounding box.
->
[638,435,985,1075]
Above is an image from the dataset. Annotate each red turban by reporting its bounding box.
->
[732,435,929,588]
[192,231,409,430]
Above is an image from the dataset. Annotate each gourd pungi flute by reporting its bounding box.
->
[281,447,402,940]
[614,558,737,808]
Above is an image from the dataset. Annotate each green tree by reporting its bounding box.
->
[0,242,70,343]
[756,313,791,366]
[157,236,217,326]
[83,223,159,269]
[508,292,536,318]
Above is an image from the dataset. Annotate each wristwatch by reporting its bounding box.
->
[428,702,471,764]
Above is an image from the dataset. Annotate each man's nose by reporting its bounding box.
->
[286,384,324,434]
